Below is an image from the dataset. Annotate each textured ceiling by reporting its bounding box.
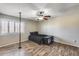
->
[0,3,79,20]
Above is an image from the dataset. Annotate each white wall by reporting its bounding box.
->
[0,14,38,47]
[38,7,79,47]
[1,6,79,48]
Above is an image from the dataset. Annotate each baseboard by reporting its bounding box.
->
[54,40,79,48]
[0,40,27,48]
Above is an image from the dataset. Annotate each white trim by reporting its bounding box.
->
[0,40,27,48]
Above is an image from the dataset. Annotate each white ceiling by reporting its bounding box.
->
[0,3,79,20]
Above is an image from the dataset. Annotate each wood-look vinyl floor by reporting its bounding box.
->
[0,40,79,56]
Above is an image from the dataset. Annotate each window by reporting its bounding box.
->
[21,22,24,33]
[15,22,25,33]
[1,21,8,34]
[1,20,25,35]
[9,21,14,33]
[15,22,19,33]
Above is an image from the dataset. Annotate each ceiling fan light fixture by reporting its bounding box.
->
[36,10,51,21]
[36,11,44,16]
[39,17,43,19]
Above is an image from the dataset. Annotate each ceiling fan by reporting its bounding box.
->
[36,11,51,20]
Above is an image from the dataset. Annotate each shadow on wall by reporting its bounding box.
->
[54,36,73,45]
